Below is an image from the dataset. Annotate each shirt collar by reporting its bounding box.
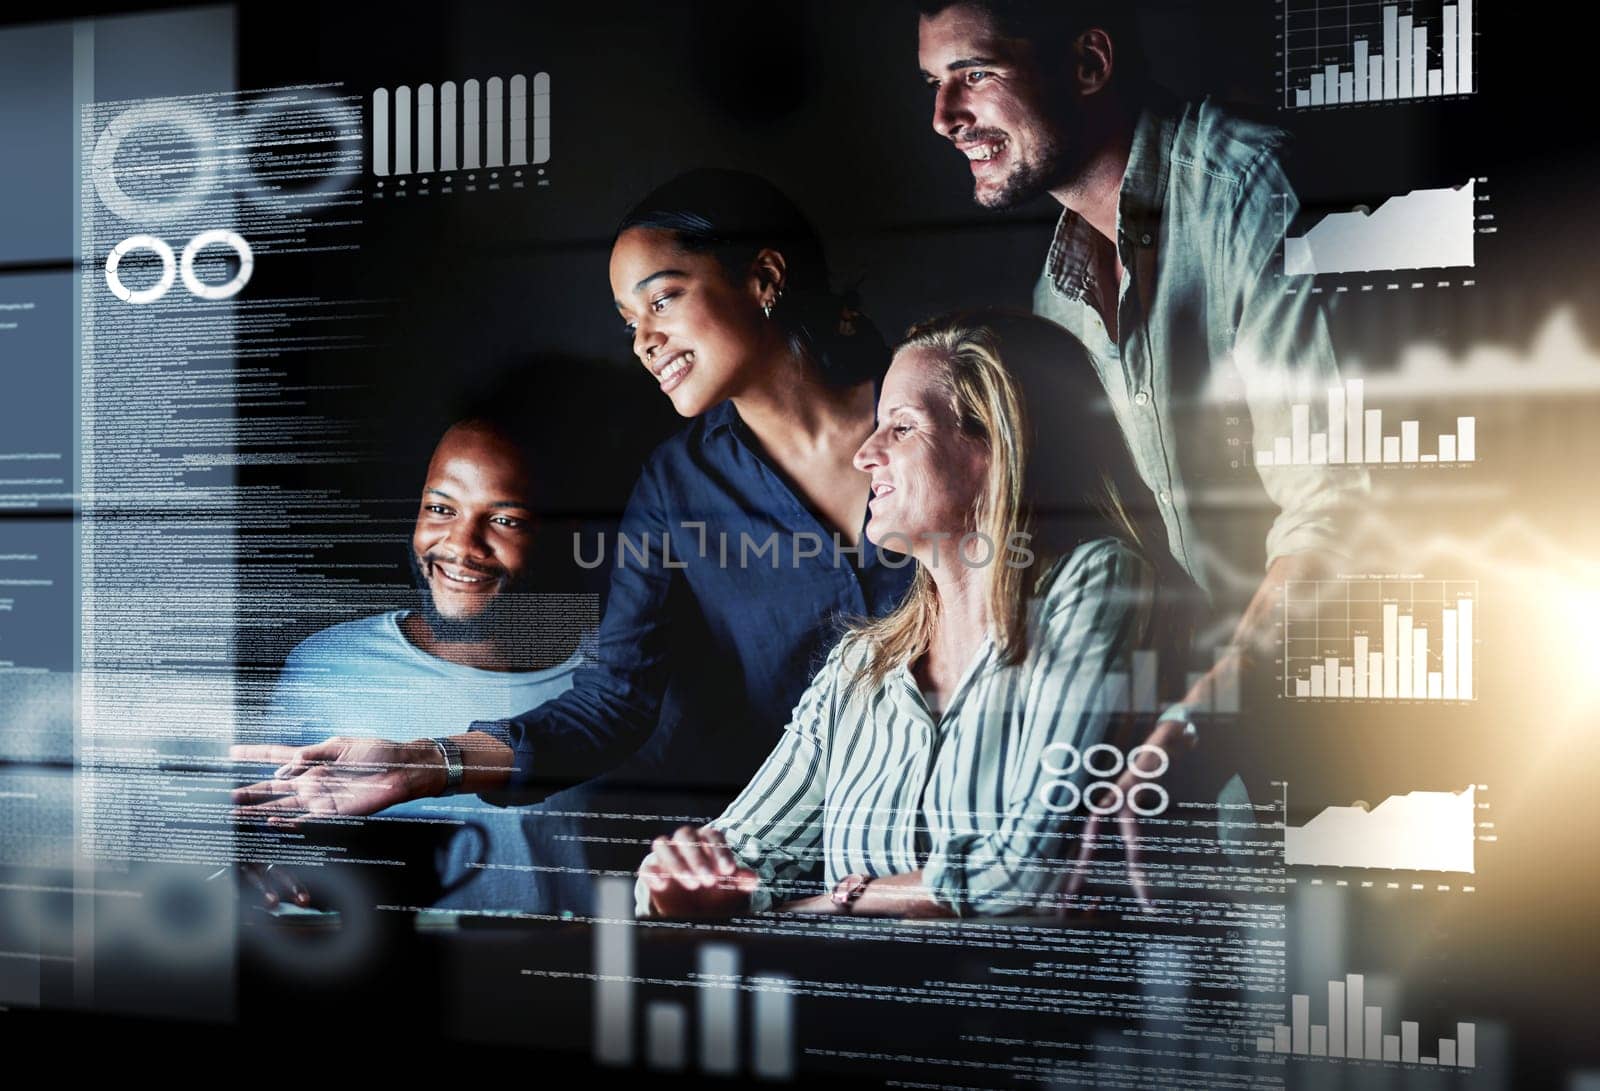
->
[1043,210,1103,304]
[1118,96,1176,236]
[885,633,999,727]
[702,398,740,440]
[1044,98,1176,301]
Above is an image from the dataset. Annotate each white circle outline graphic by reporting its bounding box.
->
[1127,743,1171,779]
[180,229,254,301]
[1039,742,1081,777]
[1084,781,1125,816]
[91,102,218,224]
[105,234,176,304]
[1036,779,1082,814]
[1127,782,1171,817]
[1082,742,1125,779]
[244,90,363,204]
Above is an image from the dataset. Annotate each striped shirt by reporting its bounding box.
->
[634,536,1156,918]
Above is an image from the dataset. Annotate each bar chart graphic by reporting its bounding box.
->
[1285,786,1477,872]
[593,878,794,1079]
[1282,579,1477,701]
[1098,645,1242,718]
[1284,180,1476,275]
[1253,378,1476,468]
[371,73,549,179]
[1281,0,1477,110]
[1257,973,1476,1068]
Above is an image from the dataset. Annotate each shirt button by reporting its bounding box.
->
[1140,232,1153,246]
[1134,391,1150,407]
[1158,489,1172,504]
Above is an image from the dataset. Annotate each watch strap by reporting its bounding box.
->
[831,872,871,912]
[431,737,464,794]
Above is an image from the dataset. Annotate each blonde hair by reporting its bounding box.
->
[850,313,1150,690]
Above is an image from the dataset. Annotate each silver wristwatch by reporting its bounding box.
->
[430,737,464,794]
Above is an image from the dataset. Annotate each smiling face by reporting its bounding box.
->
[410,423,537,632]
[610,226,776,418]
[918,3,1079,210]
[854,345,990,564]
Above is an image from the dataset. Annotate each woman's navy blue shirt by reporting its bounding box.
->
[475,397,914,796]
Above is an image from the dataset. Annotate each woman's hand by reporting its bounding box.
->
[230,736,447,825]
[639,825,760,918]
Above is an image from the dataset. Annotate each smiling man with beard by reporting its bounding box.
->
[914,0,1370,897]
[256,417,598,915]
[915,0,1366,621]
[399,423,583,672]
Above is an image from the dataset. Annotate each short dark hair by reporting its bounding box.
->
[436,415,545,497]
[915,0,1147,88]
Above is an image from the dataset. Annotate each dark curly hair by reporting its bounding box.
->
[615,168,885,388]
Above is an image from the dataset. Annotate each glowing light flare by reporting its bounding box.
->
[1545,583,1600,708]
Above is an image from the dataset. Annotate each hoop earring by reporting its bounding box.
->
[762,301,773,319]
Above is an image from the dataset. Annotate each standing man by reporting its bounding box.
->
[916,0,1365,633]
[240,416,598,915]
[915,0,1367,886]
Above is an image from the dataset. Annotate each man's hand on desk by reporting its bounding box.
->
[238,862,312,908]
[1064,552,1333,906]
[1065,715,1197,911]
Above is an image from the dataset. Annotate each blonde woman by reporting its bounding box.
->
[637,313,1190,919]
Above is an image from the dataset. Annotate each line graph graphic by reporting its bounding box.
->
[1188,511,1594,607]
[1204,307,1600,406]
[1336,309,1600,398]
[1284,180,1478,275]
[1285,786,1478,872]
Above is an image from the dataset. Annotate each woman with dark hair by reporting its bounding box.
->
[636,312,1192,919]
[233,170,914,832]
